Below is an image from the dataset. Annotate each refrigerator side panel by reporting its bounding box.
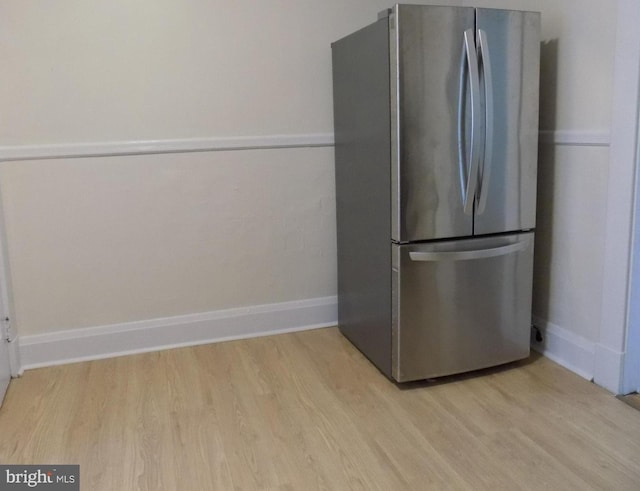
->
[474,10,540,236]
[393,232,534,382]
[332,19,392,378]
[393,5,475,243]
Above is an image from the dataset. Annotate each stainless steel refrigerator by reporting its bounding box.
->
[332,5,540,382]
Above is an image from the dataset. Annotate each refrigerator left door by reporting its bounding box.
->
[391,5,475,243]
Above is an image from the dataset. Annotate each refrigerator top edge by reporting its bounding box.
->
[331,15,388,48]
[378,8,392,20]
[379,5,540,20]
[338,6,540,47]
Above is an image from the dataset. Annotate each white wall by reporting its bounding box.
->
[0,0,403,339]
[0,0,404,145]
[534,145,610,342]
[1,0,439,346]
[0,1,622,376]
[1,149,336,334]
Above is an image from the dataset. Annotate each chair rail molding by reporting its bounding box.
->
[538,130,610,147]
[0,134,336,163]
[0,130,610,163]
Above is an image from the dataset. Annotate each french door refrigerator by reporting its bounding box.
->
[332,5,540,382]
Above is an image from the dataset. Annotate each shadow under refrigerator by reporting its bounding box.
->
[332,5,540,382]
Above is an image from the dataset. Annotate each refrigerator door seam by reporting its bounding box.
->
[389,9,401,242]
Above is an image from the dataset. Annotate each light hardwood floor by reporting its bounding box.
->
[619,393,640,412]
[1,327,640,490]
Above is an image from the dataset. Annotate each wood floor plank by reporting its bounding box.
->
[1,327,640,490]
[619,393,640,411]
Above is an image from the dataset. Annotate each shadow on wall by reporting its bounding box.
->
[532,38,559,323]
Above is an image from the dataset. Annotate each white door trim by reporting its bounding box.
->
[0,186,21,377]
[597,0,640,394]
[621,62,640,395]
[621,125,640,394]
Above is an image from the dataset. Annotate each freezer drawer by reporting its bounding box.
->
[392,232,533,382]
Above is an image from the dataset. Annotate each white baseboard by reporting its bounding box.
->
[531,316,596,381]
[594,344,625,394]
[18,296,338,371]
[8,337,22,377]
[14,300,624,393]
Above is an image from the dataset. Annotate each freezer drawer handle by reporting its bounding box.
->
[457,29,482,216]
[408,238,530,262]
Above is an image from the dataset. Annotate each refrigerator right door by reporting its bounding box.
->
[473,9,540,236]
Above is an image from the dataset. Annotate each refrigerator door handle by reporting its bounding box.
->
[408,236,531,262]
[476,28,494,215]
[457,29,482,216]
